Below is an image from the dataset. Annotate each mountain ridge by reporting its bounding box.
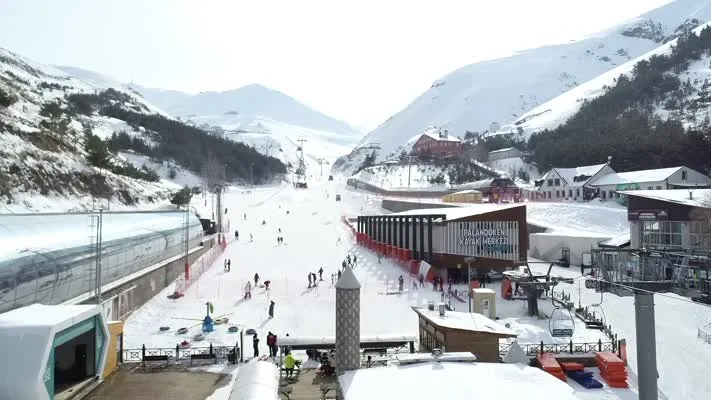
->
[333,0,711,175]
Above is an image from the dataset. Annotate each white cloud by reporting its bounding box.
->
[0,0,672,129]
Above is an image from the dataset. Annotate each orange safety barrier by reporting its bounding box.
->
[501,279,513,300]
[595,352,628,388]
[537,353,566,382]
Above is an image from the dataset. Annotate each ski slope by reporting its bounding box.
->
[122,180,710,399]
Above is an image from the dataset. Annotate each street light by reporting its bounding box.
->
[464,256,476,313]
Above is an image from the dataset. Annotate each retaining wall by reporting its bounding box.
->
[529,234,608,265]
[76,237,215,318]
[347,178,450,198]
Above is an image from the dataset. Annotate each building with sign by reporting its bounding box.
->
[0,304,110,400]
[355,204,528,282]
[592,166,711,202]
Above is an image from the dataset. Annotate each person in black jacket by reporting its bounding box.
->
[268,300,275,319]
[252,333,260,357]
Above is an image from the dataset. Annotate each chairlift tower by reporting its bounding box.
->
[294,138,308,188]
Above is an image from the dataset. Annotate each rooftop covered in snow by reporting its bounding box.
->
[591,166,683,186]
[411,307,516,336]
[540,163,609,188]
[390,203,524,222]
[618,189,711,208]
[338,360,580,400]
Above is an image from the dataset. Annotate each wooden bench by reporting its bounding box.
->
[363,348,387,357]
[142,354,169,366]
[279,385,293,400]
[190,353,217,365]
[320,383,338,400]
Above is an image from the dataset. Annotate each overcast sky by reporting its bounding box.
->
[0,0,670,130]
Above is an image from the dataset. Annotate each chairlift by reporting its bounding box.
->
[586,289,607,330]
[549,285,574,337]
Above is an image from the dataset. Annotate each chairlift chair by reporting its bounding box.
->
[549,285,574,337]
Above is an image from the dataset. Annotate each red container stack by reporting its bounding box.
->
[537,353,566,382]
[595,352,629,388]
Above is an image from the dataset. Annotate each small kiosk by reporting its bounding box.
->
[0,304,110,400]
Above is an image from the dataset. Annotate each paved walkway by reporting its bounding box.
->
[85,364,232,400]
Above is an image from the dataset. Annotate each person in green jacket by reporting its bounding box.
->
[284,352,297,378]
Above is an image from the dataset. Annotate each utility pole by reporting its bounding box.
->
[317,158,325,178]
[404,155,418,189]
[464,256,476,313]
[91,194,110,304]
[635,290,659,400]
[183,199,191,280]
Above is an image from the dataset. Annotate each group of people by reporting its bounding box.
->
[245,273,272,299]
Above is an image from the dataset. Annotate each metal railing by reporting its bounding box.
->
[499,339,616,357]
[121,344,235,363]
[699,327,711,345]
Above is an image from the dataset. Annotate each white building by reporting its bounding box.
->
[592,166,711,201]
[535,163,614,201]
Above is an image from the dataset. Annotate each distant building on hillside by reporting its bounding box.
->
[534,162,614,201]
[591,166,711,201]
[412,127,463,158]
[488,147,522,162]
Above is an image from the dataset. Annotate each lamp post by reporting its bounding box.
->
[464,256,476,313]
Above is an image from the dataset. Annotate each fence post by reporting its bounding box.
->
[176,344,180,360]
[569,340,573,354]
[141,344,146,361]
[209,343,213,356]
[540,341,544,355]
[598,339,602,352]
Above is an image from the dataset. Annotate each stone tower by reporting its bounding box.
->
[335,266,361,375]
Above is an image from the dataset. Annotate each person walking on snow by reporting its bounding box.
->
[264,280,271,290]
[224,259,228,272]
[311,273,318,286]
[250,233,253,242]
[244,213,247,220]
[342,260,347,270]
[244,281,252,299]
[337,270,342,280]
[398,275,404,292]
[308,273,313,288]
[235,230,239,240]
[419,274,425,288]
[252,333,260,358]
[268,300,275,319]
[353,255,357,266]
[331,273,335,285]
[227,259,231,272]
[318,267,324,281]
[346,255,351,266]
[254,273,260,286]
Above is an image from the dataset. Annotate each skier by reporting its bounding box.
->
[250,233,254,242]
[245,281,253,299]
[224,259,228,272]
[342,260,347,270]
[318,267,324,281]
[419,274,425,288]
[337,270,342,280]
[254,273,260,286]
[353,255,357,265]
[398,275,404,292]
[268,300,275,319]
[308,273,313,288]
[262,220,266,225]
[346,255,351,266]
[227,259,231,272]
[244,213,247,220]
[252,333,260,358]
[235,230,239,240]
[286,210,289,215]
[264,280,271,290]
[331,273,335,285]
[278,228,282,233]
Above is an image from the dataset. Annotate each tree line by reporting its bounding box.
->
[67,89,286,184]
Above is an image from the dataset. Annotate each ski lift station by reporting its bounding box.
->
[355,204,528,281]
[0,304,114,400]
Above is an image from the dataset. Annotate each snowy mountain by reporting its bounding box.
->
[494,20,711,137]
[335,0,711,173]
[133,83,359,136]
[0,48,282,213]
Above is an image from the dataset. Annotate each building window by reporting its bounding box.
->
[576,188,580,197]
[656,186,662,190]
[547,179,553,187]
[608,190,613,198]
[554,178,560,186]
[682,170,687,180]
[555,190,560,198]
[642,221,683,248]
[647,186,653,190]
[601,191,606,199]
[547,192,551,199]
[568,189,573,198]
